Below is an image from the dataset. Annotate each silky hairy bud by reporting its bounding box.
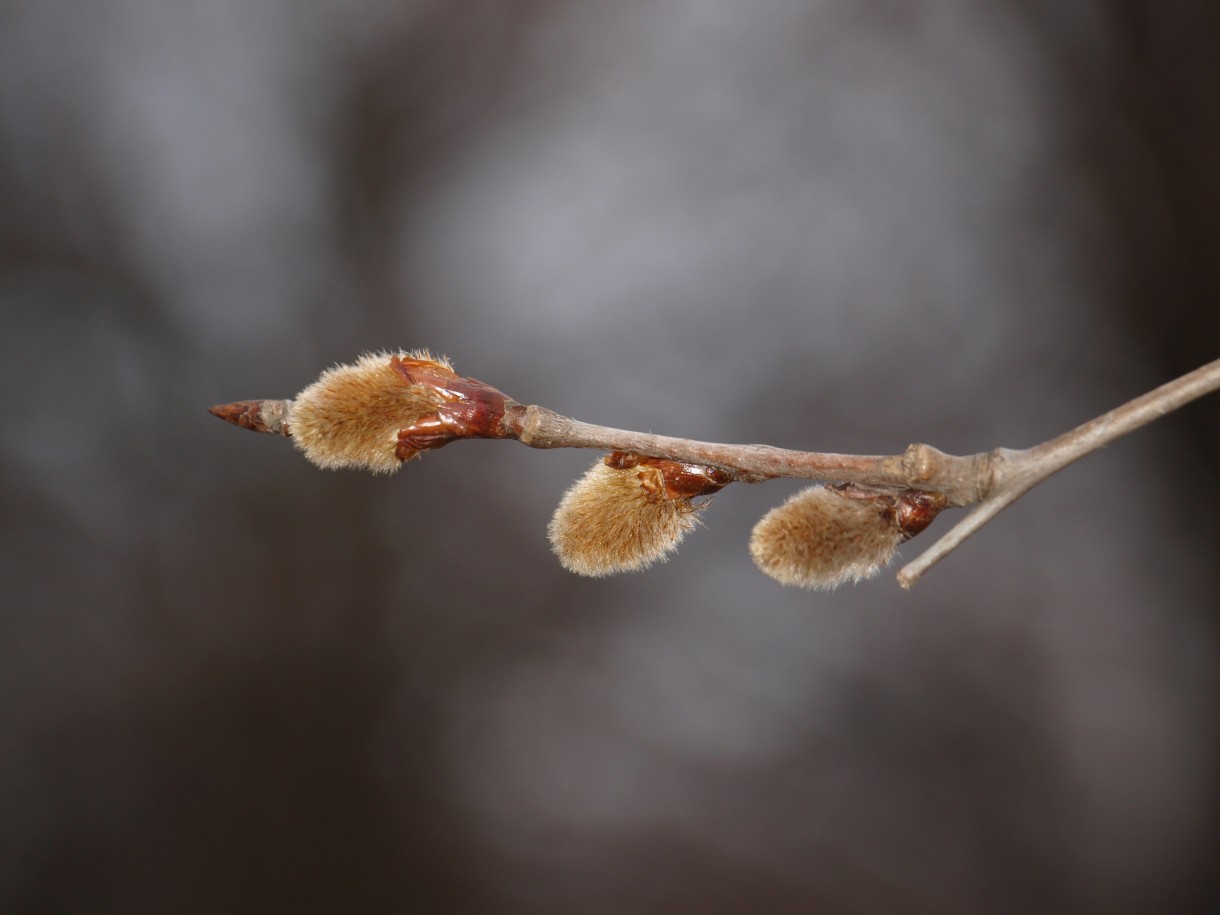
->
[750,484,946,590]
[549,453,730,577]
[289,350,453,473]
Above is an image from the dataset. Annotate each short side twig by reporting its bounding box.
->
[896,357,1220,587]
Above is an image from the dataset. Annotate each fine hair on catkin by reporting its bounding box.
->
[288,350,451,473]
[549,458,705,576]
[749,485,903,590]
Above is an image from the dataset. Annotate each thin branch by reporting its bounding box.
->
[896,356,1220,587]
[210,356,1220,587]
[503,405,989,504]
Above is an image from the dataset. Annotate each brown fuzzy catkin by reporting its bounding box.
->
[548,459,704,576]
[749,485,903,590]
[288,350,451,473]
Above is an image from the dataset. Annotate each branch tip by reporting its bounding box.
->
[208,399,291,436]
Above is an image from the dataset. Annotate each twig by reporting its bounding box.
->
[896,356,1220,587]
[502,405,990,504]
[210,355,1220,587]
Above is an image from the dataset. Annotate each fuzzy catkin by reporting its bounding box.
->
[288,350,451,473]
[549,459,703,576]
[749,485,902,590]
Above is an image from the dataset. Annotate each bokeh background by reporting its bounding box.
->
[2,1,1218,912]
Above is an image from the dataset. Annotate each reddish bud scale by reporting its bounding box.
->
[390,355,514,461]
[890,488,949,540]
[603,452,732,502]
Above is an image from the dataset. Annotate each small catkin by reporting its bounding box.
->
[548,458,704,576]
[749,485,902,590]
[288,350,451,473]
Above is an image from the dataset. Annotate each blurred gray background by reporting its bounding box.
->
[2,1,1218,912]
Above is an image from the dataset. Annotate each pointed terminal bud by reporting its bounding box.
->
[284,350,514,474]
[548,452,732,577]
[749,484,947,590]
[208,399,291,435]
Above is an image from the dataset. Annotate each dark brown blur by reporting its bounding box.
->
[2,2,1218,912]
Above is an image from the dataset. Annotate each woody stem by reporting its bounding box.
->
[504,404,988,505]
